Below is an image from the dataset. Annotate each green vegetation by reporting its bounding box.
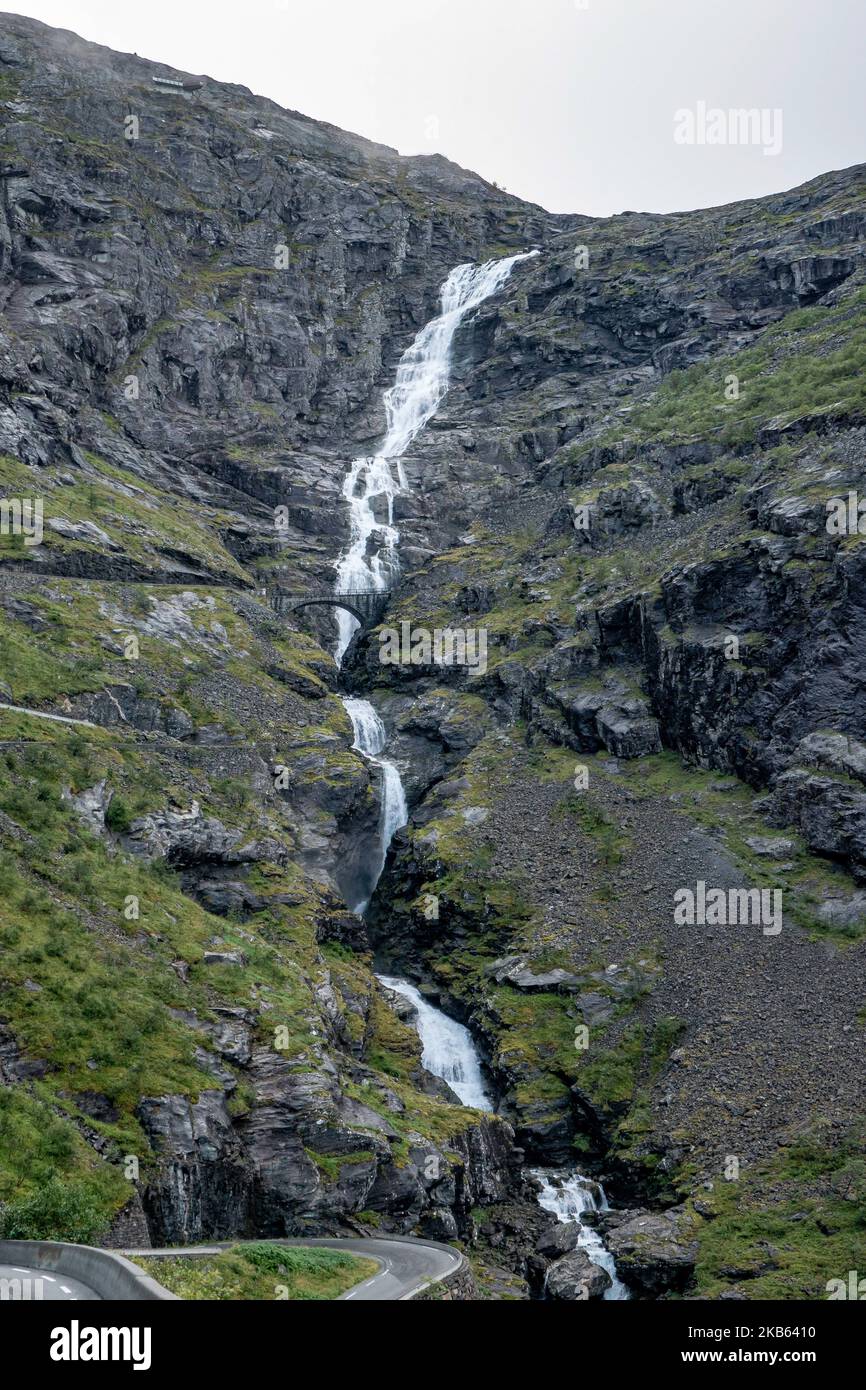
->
[593,289,866,451]
[692,1123,866,1299]
[0,451,248,584]
[0,573,505,1235]
[134,1243,378,1301]
[553,793,630,866]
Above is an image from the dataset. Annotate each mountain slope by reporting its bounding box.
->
[1,13,865,1299]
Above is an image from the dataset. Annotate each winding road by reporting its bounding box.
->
[125,1236,462,1302]
[0,1236,461,1301]
[298,1237,462,1301]
[0,1263,99,1300]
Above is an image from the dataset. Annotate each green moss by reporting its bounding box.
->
[0,451,249,584]
[596,288,866,450]
[552,793,630,866]
[305,1149,376,1182]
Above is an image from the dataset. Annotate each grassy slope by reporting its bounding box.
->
[0,553,494,1239]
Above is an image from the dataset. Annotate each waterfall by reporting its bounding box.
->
[333,251,538,663]
[379,982,628,1297]
[343,698,408,913]
[532,1169,630,1300]
[377,975,493,1111]
[327,248,627,1299]
[334,251,537,907]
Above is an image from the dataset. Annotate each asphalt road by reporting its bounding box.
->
[125,1236,462,1302]
[0,1263,100,1300]
[297,1237,462,1301]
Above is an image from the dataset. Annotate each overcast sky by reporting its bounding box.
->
[8,0,865,216]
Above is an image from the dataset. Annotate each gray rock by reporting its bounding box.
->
[745,836,795,859]
[605,1208,698,1295]
[536,1221,582,1260]
[546,1248,612,1300]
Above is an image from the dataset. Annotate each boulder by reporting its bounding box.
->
[536,1221,582,1260]
[605,1207,698,1295]
[546,1248,612,1301]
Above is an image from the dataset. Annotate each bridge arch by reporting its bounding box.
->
[285,597,368,626]
[268,588,392,630]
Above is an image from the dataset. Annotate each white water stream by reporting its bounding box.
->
[333,251,538,663]
[334,253,537,904]
[342,697,407,913]
[532,1169,630,1300]
[330,251,626,1297]
[377,975,494,1110]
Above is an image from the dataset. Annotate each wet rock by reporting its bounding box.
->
[546,1248,612,1300]
[535,1221,582,1260]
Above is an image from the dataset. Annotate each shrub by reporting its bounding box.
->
[0,1177,107,1243]
[104,797,133,834]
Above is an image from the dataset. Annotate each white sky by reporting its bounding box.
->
[6,0,865,215]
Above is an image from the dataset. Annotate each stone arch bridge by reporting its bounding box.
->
[268,588,392,630]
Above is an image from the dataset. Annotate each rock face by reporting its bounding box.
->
[136,1058,519,1244]
[2,15,866,1301]
[603,1209,698,1296]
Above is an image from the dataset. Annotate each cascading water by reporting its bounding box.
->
[377,975,493,1111]
[532,1169,630,1300]
[378,980,628,1296]
[330,249,625,1297]
[333,251,538,664]
[342,698,407,913]
[334,252,538,907]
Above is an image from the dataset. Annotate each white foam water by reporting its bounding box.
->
[343,697,408,912]
[532,1168,630,1300]
[336,253,536,904]
[377,975,494,1111]
[333,252,537,663]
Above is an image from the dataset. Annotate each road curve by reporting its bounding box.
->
[0,1263,99,1300]
[125,1235,463,1302]
[296,1237,462,1301]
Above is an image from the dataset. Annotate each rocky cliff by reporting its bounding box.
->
[1,13,865,1299]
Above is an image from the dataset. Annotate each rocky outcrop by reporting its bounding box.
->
[546,1248,612,1301]
[602,1208,698,1296]
[136,1055,520,1245]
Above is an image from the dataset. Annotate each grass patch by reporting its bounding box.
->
[135,1244,378,1300]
